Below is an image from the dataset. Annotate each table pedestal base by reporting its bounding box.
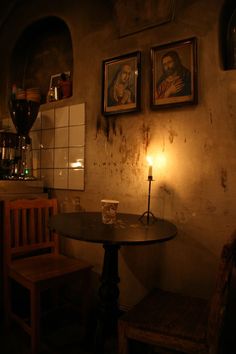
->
[94,244,120,354]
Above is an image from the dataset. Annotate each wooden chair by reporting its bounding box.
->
[3,198,92,354]
[118,237,236,354]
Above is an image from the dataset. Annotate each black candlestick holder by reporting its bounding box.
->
[139,176,157,225]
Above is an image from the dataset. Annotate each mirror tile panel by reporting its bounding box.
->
[31,103,85,190]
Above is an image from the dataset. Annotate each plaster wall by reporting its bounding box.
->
[0,0,236,308]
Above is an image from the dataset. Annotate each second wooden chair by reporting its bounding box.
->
[118,237,236,354]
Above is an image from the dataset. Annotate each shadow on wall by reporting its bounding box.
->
[121,234,218,299]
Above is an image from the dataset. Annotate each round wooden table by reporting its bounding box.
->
[49,212,177,353]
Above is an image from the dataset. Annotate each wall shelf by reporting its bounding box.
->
[10,16,73,103]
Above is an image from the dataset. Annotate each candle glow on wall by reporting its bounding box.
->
[156,153,166,170]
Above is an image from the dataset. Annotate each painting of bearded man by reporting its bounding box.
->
[151,38,197,109]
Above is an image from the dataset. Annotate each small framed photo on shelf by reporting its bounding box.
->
[102,51,141,116]
[150,37,197,109]
[48,71,72,102]
[50,71,70,89]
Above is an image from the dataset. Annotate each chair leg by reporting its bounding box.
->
[30,286,40,354]
[118,320,129,354]
[4,276,11,328]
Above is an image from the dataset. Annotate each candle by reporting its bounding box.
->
[146,156,153,178]
[148,165,152,178]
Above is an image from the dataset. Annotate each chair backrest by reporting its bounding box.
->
[207,236,236,353]
[3,198,59,265]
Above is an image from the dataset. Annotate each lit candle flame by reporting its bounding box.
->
[146,156,153,166]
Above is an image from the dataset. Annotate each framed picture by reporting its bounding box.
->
[102,51,141,116]
[151,37,197,109]
[50,71,71,89]
[114,0,175,37]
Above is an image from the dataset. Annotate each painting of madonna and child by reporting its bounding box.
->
[151,37,197,109]
[102,51,141,116]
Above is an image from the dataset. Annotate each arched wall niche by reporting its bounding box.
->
[10,16,73,103]
[219,0,236,70]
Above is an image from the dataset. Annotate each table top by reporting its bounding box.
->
[49,212,177,246]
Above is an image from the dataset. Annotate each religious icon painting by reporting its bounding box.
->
[102,51,141,116]
[151,37,198,109]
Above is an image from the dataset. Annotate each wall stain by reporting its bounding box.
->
[220,168,227,192]
[160,184,172,195]
[168,129,178,144]
[205,200,216,213]
[141,123,150,152]
[119,136,130,164]
[161,137,166,152]
[203,139,213,154]
[209,110,213,125]
[119,124,123,136]
[96,114,109,140]
[96,115,117,142]
[96,114,101,136]
[111,118,116,136]
[175,211,188,224]
[118,135,141,166]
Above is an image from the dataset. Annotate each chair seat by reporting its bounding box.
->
[9,253,92,283]
[120,288,209,349]
[119,240,236,354]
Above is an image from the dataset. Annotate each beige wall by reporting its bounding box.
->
[1,0,236,308]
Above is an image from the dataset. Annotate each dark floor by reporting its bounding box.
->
[1,296,236,354]
[0,317,117,354]
[0,321,150,354]
[1,318,236,354]
[0,302,151,354]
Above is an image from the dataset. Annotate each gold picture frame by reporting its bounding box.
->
[151,37,198,109]
[102,51,141,116]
